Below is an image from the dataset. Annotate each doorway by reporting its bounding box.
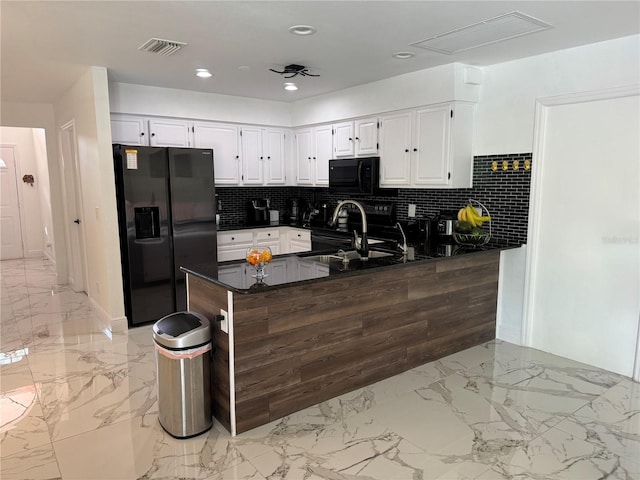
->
[0,145,25,260]
[59,121,88,293]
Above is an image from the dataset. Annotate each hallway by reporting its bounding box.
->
[1,257,638,479]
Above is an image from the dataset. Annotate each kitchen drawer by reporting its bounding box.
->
[255,229,280,242]
[218,231,253,247]
[289,229,310,242]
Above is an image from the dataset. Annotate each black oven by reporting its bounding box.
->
[329,157,380,195]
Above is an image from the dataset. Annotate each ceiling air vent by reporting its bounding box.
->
[138,38,187,56]
[411,11,553,55]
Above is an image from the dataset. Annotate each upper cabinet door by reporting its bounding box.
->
[111,115,148,145]
[193,122,240,185]
[333,122,354,157]
[148,119,191,147]
[295,128,314,185]
[240,126,263,185]
[314,125,333,185]
[263,128,286,185]
[412,106,451,186]
[379,111,412,186]
[355,117,379,156]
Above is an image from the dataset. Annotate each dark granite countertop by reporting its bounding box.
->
[217,223,310,232]
[181,240,515,295]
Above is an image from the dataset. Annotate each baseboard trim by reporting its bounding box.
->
[88,296,127,334]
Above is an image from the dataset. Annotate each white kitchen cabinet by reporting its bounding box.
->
[193,122,241,185]
[217,227,309,261]
[285,228,311,253]
[379,102,474,189]
[111,115,148,145]
[333,121,355,157]
[313,125,332,185]
[295,125,332,186]
[148,119,191,147]
[217,230,253,262]
[330,118,379,158]
[255,227,281,254]
[295,128,314,185]
[379,111,412,186]
[111,115,192,147]
[355,117,379,156]
[242,127,286,185]
[240,126,264,184]
[263,128,286,185]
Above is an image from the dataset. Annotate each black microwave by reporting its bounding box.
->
[329,157,381,195]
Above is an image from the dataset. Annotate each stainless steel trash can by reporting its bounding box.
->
[153,311,212,438]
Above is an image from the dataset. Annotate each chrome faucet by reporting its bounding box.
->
[330,200,369,259]
[395,222,409,255]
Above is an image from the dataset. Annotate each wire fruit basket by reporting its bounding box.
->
[453,199,492,246]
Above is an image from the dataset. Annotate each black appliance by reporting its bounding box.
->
[113,145,217,327]
[433,210,459,241]
[329,157,382,195]
[288,197,305,225]
[248,198,270,225]
[311,201,397,250]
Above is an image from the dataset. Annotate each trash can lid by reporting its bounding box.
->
[153,311,211,350]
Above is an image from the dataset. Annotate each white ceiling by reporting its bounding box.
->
[2,1,639,104]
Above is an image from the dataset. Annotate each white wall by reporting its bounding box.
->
[0,103,67,279]
[291,64,480,126]
[32,129,55,262]
[55,67,125,323]
[109,82,293,127]
[0,127,45,257]
[476,34,640,155]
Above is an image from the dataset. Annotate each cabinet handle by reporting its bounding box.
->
[151,133,155,137]
[413,148,418,152]
[231,237,235,240]
[260,156,264,160]
[308,156,311,160]
[349,137,353,141]
[313,156,316,160]
[235,155,239,159]
[405,149,409,153]
[355,137,359,141]
[267,156,271,159]
[140,132,145,136]
[297,234,301,237]
[267,233,271,236]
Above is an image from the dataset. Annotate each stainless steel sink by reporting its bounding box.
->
[300,249,393,264]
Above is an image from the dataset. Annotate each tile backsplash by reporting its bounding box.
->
[216,152,532,245]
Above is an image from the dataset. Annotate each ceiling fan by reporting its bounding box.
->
[269,64,319,78]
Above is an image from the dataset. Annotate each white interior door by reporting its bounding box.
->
[524,87,640,377]
[59,121,88,293]
[0,145,25,260]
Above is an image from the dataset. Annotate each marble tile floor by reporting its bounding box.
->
[1,257,638,480]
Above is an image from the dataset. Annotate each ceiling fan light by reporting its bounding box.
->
[195,68,212,78]
[288,25,317,36]
[284,82,298,91]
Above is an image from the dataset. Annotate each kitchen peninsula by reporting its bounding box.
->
[183,246,502,435]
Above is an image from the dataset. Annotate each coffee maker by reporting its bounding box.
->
[248,198,270,225]
[287,198,305,225]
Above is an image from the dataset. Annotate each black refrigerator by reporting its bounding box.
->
[113,145,217,327]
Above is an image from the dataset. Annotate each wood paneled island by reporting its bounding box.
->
[184,248,501,435]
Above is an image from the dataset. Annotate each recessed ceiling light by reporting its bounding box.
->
[288,25,317,36]
[392,52,415,59]
[196,68,212,78]
[284,82,298,91]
